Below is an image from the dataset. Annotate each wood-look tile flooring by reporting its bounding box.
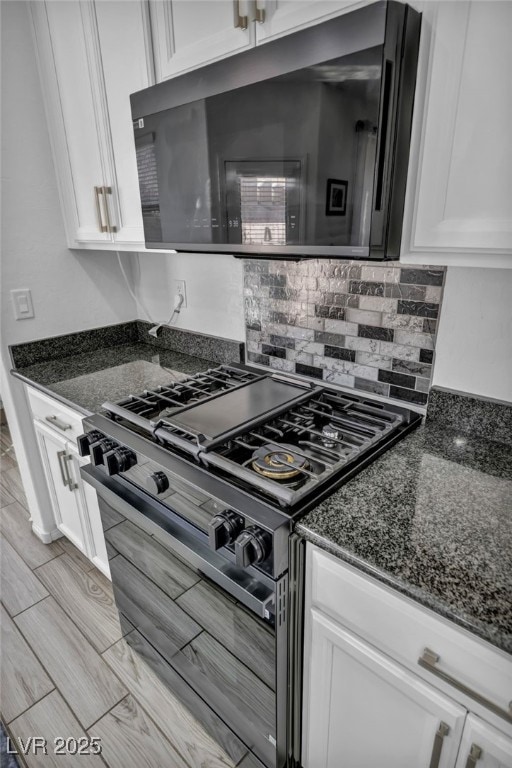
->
[0,425,259,768]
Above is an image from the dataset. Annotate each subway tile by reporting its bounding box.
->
[246,321,261,332]
[392,359,432,378]
[269,358,295,373]
[344,336,381,353]
[419,348,434,364]
[324,345,356,362]
[261,344,286,359]
[324,319,359,337]
[415,377,431,393]
[323,370,355,388]
[279,326,315,341]
[380,342,420,361]
[354,377,390,397]
[286,275,317,291]
[389,385,428,406]
[246,339,261,353]
[295,363,324,380]
[424,285,443,303]
[381,312,425,331]
[314,331,345,347]
[358,296,397,313]
[348,281,385,296]
[356,352,393,369]
[287,350,314,366]
[269,335,295,349]
[358,325,394,342]
[247,352,269,366]
[295,341,325,356]
[400,268,444,286]
[384,283,427,301]
[269,286,301,301]
[397,300,439,319]
[394,330,434,350]
[378,369,416,389]
[423,318,437,334]
[314,305,346,320]
[360,265,400,284]
[319,357,379,381]
[261,274,286,288]
[303,315,325,331]
[244,261,269,274]
[345,308,383,327]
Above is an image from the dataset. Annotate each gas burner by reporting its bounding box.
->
[252,444,309,481]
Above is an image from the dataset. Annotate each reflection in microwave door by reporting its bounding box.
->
[326,178,348,216]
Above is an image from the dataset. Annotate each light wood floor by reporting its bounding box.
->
[0,425,259,768]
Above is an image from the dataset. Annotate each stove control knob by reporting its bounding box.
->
[235,526,271,568]
[90,439,117,466]
[209,511,244,551]
[77,431,104,457]
[104,447,137,476]
[145,471,169,495]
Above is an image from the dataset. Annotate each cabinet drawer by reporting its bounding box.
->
[27,387,83,443]
[308,545,512,731]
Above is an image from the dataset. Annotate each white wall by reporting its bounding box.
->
[433,267,512,403]
[131,251,245,341]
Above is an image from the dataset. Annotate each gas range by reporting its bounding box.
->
[78,363,421,579]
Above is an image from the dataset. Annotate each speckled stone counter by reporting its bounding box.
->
[10,321,244,415]
[297,419,512,654]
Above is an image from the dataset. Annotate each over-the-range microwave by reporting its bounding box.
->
[130,1,421,260]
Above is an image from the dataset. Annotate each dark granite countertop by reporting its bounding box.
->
[298,417,512,654]
[10,320,244,415]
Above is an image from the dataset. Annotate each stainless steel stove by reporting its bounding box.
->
[78,363,421,768]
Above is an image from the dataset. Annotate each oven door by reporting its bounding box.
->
[81,465,283,768]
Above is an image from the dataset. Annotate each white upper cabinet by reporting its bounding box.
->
[30,0,153,249]
[150,0,255,81]
[401,1,512,268]
[254,0,371,44]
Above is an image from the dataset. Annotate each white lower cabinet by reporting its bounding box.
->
[304,609,466,768]
[33,420,88,555]
[302,545,512,768]
[29,387,110,577]
[455,716,512,768]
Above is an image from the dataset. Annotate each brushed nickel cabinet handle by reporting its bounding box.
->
[94,186,108,232]
[63,454,79,491]
[102,186,117,233]
[233,0,248,29]
[57,450,69,488]
[429,722,450,768]
[465,744,482,768]
[418,648,512,724]
[254,1,265,23]
[45,415,72,432]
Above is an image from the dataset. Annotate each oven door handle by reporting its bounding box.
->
[80,464,276,620]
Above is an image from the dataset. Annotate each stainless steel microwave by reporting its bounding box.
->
[130,1,421,260]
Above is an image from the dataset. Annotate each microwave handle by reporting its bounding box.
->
[375,59,393,212]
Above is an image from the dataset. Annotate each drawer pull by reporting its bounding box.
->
[418,648,512,723]
[46,415,72,432]
[233,0,248,29]
[465,744,482,768]
[429,722,449,768]
[94,186,108,232]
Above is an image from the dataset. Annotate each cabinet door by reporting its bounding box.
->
[455,715,512,768]
[33,422,87,554]
[255,0,370,44]
[401,1,512,267]
[150,0,255,81]
[69,448,110,579]
[303,608,466,768]
[90,1,154,245]
[31,1,111,245]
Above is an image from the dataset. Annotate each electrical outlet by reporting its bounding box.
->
[11,289,34,320]
[174,280,187,308]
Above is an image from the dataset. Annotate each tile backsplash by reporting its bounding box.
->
[244,260,446,406]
